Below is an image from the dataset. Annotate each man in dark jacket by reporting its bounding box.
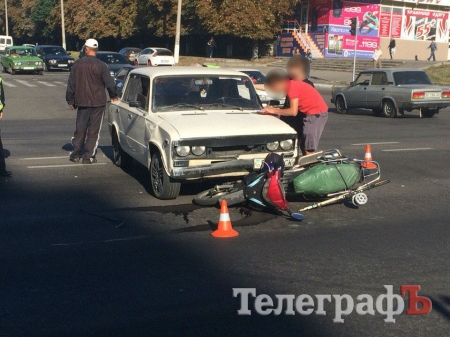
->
[0,78,11,176]
[66,38,118,164]
[388,38,396,60]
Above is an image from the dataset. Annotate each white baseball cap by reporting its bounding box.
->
[85,39,99,49]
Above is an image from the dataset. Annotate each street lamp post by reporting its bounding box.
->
[174,0,182,64]
[4,0,8,36]
[60,0,66,50]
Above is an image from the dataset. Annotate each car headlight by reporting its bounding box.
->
[258,94,267,100]
[49,59,57,64]
[110,71,115,76]
[14,62,21,66]
[68,60,74,64]
[266,142,279,151]
[191,146,206,156]
[175,146,190,157]
[280,139,293,150]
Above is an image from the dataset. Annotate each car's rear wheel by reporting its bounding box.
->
[10,68,15,75]
[335,96,347,114]
[134,59,138,66]
[421,108,437,118]
[150,152,181,200]
[112,131,133,168]
[382,100,397,118]
[147,59,152,66]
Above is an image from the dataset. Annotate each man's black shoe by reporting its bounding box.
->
[0,171,12,177]
[69,156,80,163]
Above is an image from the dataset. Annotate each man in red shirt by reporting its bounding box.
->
[264,69,328,155]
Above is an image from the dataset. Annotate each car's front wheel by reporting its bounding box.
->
[382,100,397,118]
[335,96,347,114]
[10,67,15,75]
[150,152,181,200]
[421,108,438,118]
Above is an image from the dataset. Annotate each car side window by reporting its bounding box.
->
[354,73,372,86]
[0,38,5,44]
[123,75,150,110]
[371,72,388,86]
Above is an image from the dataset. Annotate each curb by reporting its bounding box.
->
[314,83,334,89]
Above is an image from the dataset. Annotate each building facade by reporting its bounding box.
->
[278,0,450,60]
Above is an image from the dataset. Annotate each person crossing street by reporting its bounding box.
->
[66,39,118,164]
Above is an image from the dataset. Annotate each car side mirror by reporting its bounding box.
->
[350,81,355,86]
[129,101,141,108]
[269,99,280,106]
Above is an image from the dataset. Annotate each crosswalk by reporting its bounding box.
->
[2,79,67,88]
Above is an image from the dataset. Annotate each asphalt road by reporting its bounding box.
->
[0,71,449,336]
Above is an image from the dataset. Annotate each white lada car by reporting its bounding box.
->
[108,67,298,200]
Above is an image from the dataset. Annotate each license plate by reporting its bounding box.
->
[58,64,68,67]
[425,92,440,98]
[253,157,296,171]
[23,67,34,70]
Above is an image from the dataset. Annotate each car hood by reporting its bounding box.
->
[8,56,42,62]
[157,111,296,139]
[44,54,74,61]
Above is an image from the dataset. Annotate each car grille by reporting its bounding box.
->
[206,145,266,157]
[24,61,37,66]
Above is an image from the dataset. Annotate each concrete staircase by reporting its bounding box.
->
[269,58,406,73]
[292,31,324,58]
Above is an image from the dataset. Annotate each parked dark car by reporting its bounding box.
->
[114,65,136,95]
[95,51,129,77]
[35,45,75,71]
[118,47,142,65]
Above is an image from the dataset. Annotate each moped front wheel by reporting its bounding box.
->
[193,184,245,206]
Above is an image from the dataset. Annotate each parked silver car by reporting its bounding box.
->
[331,69,450,118]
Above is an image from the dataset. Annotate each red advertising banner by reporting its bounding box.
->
[403,9,448,41]
[379,11,391,37]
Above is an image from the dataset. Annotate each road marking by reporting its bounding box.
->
[28,163,107,168]
[382,148,433,152]
[15,80,37,87]
[2,81,17,87]
[54,81,66,86]
[352,142,400,146]
[37,81,55,87]
[20,156,70,160]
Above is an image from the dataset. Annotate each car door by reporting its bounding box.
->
[366,72,389,109]
[343,72,372,108]
[119,73,149,164]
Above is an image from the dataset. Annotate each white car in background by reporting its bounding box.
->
[233,69,286,106]
[134,47,175,66]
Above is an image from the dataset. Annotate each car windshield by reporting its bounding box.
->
[393,71,432,85]
[43,47,67,56]
[242,71,266,84]
[10,48,37,57]
[153,75,261,112]
[97,53,128,64]
[155,49,173,56]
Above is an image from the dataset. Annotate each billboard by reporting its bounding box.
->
[308,0,380,58]
[402,9,448,42]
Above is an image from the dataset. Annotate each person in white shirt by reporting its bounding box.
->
[372,46,382,68]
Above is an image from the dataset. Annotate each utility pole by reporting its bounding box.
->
[174,0,182,64]
[4,0,8,36]
[349,17,358,81]
[61,0,66,50]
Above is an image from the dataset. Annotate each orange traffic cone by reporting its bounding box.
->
[211,200,239,238]
[362,144,377,169]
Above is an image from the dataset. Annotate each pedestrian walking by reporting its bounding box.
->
[66,39,118,164]
[0,77,11,177]
[372,45,382,68]
[388,38,396,60]
[207,37,216,58]
[306,49,313,78]
[427,38,437,61]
